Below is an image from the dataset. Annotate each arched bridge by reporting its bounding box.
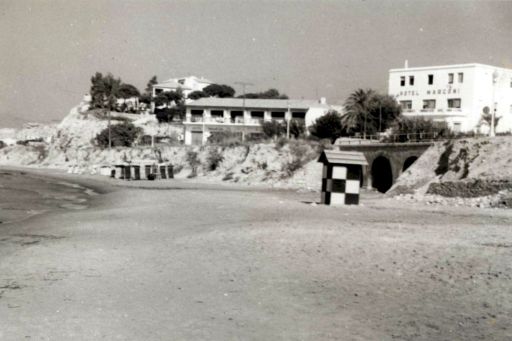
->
[337,142,433,193]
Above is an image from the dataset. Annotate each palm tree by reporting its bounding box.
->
[342,89,377,138]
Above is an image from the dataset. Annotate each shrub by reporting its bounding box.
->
[262,121,285,139]
[155,105,185,123]
[205,148,223,171]
[289,119,306,138]
[283,158,303,176]
[95,122,142,148]
[309,111,344,143]
[207,131,243,146]
[0,141,5,149]
[275,137,287,150]
[386,117,452,142]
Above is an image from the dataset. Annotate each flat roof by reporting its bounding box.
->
[318,150,368,166]
[389,63,512,73]
[154,80,192,90]
[186,97,328,110]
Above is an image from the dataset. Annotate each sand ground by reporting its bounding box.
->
[0,170,511,340]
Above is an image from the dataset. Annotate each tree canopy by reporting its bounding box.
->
[343,89,401,137]
[188,90,207,100]
[309,110,345,143]
[95,122,142,148]
[145,75,158,94]
[118,83,140,99]
[90,72,122,110]
[238,88,288,99]
[202,84,236,98]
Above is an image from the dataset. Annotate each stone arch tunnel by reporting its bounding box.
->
[337,142,432,193]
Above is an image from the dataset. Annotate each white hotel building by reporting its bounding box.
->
[388,63,512,133]
[183,97,332,145]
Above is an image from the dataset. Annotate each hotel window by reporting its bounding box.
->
[448,73,454,84]
[428,74,434,85]
[409,76,415,86]
[400,76,405,86]
[422,99,436,110]
[447,98,461,109]
[400,100,412,110]
[458,72,464,83]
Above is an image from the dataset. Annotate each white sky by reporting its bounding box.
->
[1,0,511,127]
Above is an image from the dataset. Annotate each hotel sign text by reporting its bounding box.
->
[395,88,460,97]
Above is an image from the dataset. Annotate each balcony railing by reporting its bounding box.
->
[186,116,261,125]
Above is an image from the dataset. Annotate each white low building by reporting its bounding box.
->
[388,62,512,133]
[183,97,332,145]
[152,75,213,99]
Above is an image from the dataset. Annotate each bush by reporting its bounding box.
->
[95,122,142,148]
[283,158,303,176]
[207,131,243,146]
[205,148,223,171]
[155,105,185,123]
[262,121,285,139]
[0,141,5,149]
[275,137,287,150]
[309,111,344,143]
[386,117,452,142]
[289,119,306,138]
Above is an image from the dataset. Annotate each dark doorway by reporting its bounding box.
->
[371,156,393,193]
[403,156,418,172]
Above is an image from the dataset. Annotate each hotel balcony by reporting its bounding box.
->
[185,116,264,125]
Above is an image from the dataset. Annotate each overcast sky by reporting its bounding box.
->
[1,0,511,127]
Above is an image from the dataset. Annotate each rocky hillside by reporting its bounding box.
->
[389,137,512,207]
[0,105,325,191]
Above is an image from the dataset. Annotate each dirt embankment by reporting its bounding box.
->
[0,105,325,191]
[389,137,512,207]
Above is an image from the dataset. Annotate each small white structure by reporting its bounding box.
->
[183,97,333,145]
[152,76,213,99]
[318,150,368,206]
[388,62,512,133]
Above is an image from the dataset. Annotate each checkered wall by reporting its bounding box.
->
[321,164,362,205]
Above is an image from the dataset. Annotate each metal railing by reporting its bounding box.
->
[336,132,446,145]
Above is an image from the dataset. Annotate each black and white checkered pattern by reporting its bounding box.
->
[321,164,361,205]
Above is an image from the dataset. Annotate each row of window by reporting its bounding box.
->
[400,98,462,110]
[400,72,464,86]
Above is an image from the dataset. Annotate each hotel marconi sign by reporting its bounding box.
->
[394,88,460,98]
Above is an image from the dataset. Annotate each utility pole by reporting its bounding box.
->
[234,81,254,141]
[491,70,499,137]
[104,95,112,150]
[286,102,291,139]
[379,104,382,133]
[234,81,254,107]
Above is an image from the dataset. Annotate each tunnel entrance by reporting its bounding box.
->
[403,156,418,172]
[371,156,393,193]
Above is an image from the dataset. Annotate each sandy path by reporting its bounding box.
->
[0,178,511,340]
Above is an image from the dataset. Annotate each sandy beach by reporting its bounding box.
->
[1,167,512,340]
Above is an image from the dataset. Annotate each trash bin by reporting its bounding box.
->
[132,165,140,180]
[167,165,174,179]
[160,165,167,179]
[123,165,131,180]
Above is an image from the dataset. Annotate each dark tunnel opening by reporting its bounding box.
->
[403,156,418,172]
[371,156,393,193]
